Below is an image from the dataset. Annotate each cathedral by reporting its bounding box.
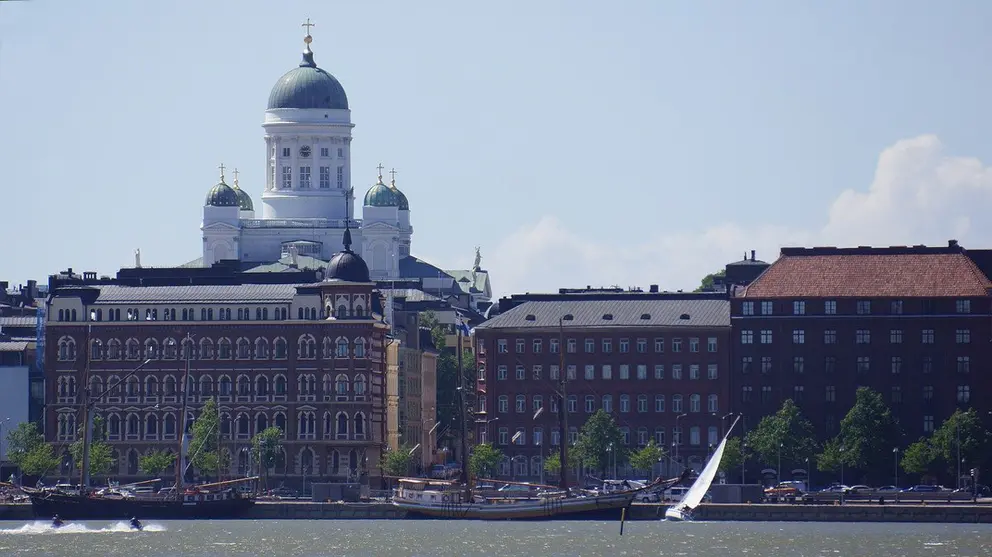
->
[195,29,421,284]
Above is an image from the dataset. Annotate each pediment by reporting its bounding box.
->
[203,222,241,231]
[362,221,399,232]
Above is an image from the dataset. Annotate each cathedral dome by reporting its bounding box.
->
[205,177,240,207]
[231,184,254,211]
[389,179,410,211]
[267,41,348,110]
[326,227,370,283]
[364,175,398,207]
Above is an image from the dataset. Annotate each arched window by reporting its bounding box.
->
[354,338,367,358]
[637,394,648,413]
[322,374,332,395]
[254,337,269,359]
[218,375,232,396]
[256,413,268,433]
[322,337,334,359]
[127,449,139,475]
[335,374,349,396]
[275,448,287,475]
[336,412,348,437]
[164,413,177,437]
[274,412,287,434]
[57,336,77,361]
[89,376,103,397]
[164,375,177,397]
[336,338,349,358]
[256,376,269,397]
[107,339,122,360]
[707,394,718,413]
[125,339,140,360]
[353,412,365,438]
[323,412,332,438]
[144,338,159,359]
[274,375,287,396]
[108,413,121,439]
[236,338,251,359]
[298,335,316,359]
[126,413,140,437]
[107,375,122,398]
[181,337,196,360]
[163,338,178,359]
[237,375,251,396]
[337,304,348,318]
[353,374,368,397]
[145,414,158,437]
[220,413,231,438]
[274,337,287,359]
[330,450,340,474]
[126,376,141,398]
[199,338,215,359]
[619,394,630,413]
[300,447,315,474]
[237,413,250,438]
[90,339,103,360]
[199,375,213,396]
[689,394,701,413]
[218,338,232,359]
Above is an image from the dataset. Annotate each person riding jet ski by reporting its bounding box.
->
[51,514,64,528]
[129,517,143,530]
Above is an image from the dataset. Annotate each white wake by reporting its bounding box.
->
[0,520,166,535]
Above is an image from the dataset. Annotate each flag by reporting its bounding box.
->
[454,314,471,336]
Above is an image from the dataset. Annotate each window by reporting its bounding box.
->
[957,299,971,314]
[793,301,806,315]
[529,365,541,380]
[584,339,594,353]
[761,386,772,403]
[707,364,718,380]
[922,329,934,344]
[584,396,595,413]
[498,428,508,445]
[515,339,525,353]
[742,302,754,315]
[655,395,665,412]
[619,339,630,353]
[533,395,543,413]
[891,356,903,375]
[654,365,664,379]
[760,357,772,374]
[793,356,804,374]
[567,395,577,413]
[957,356,970,373]
[532,339,543,353]
[707,394,718,413]
[602,339,612,353]
[584,365,594,380]
[550,365,560,380]
[741,357,752,374]
[792,329,805,344]
[619,365,630,380]
[672,338,682,352]
[760,330,772,344]
[923,415,934,433]
[825,385,835,402]
[891,386,902,404]
[636,338,647,353]
[855,329,870,344]
[672,395,683,413]
[689,338,699,353]
[824,300,837,315]
[497,365,507,380]
[601,365,612,380]
[956,329,971,344]
[516,365,525,380]
[740,330,754,344]
[336,166,344,188]
[824,330,837,344]
[760,301,773,315]
[688,365,699,380]
[567,365,576,380]
[550,338,559,353]
[857,356,870,373]
[923,385,933,402]
[793,386,804,402]
[497,339,507,353]
[922,356,933,375]
[620,394,631,413]
[299,166,311,188]
[498,396,508,413]
[281,166,292,188]
[567,339,576,353]
[319,166,330,188]
[337,147,344,157]
[637,395,648,413]
[637,365,647,380]
[856,300,871,315]
[890,329,903,344]
[741,386,752,402]
[654,338,664,353]
[516,395,526,413]
[707,337,717,353]
[320,147,329,157]
[689,427,700,446]
[891,300,903,314]
[957,385,970,404]
[672,364,682,380]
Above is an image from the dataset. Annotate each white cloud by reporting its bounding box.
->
[488,135,992,297]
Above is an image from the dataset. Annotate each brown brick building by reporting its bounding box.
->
[44,236,390,489]
[474,291,731,481]
[731,244,992,455]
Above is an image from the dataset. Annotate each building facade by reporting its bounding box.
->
[44,232,390,488]
[475,291,731,481]
[731,244,992,453]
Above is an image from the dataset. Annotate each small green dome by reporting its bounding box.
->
[364,175,398,207]
[389,179,409,211]
[206,178,240,207]
[231,183,254,211]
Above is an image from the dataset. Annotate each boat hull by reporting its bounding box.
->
[27,491,254,520]
[663,506,690,521]
[394,492,635,521]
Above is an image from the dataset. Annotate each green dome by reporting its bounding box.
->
[364,175,398,207]
[231,183,254,211]
[389,179,409,211]
[206,179,239,207]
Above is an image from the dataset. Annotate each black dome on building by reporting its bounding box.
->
[325,227,370,282]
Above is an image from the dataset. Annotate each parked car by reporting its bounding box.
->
[901,485,943,493]
[876,486,900,492]
[846,485,873,494]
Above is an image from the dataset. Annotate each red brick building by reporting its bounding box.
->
[44,235,390,488]
[475,291,731,480]
[731,244,992,452]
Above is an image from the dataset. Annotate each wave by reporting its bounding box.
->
[0,520,166,535]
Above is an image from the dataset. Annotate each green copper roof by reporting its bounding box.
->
[231,184,254,211]
[364,176,398,207]
[205,179,240,207]
[389,179,410,210]
[267,46,349,110]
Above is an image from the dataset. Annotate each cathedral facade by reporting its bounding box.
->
[199,31,411,281]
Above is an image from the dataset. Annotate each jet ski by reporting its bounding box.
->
[51,515,64,528]
[129,517,143,531]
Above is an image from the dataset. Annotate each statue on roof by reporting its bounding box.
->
[473,246,482,271]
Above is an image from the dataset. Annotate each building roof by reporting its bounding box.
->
[743,251,992,298]
[77,284,306,304]
[476,299,730,330]
[0,341,29,352]
[446,269,490,296]
[245,254,328,274]
[400,256,454,282]
[0,316,37,328]
[267,44,348,110]
[364,177,399,207]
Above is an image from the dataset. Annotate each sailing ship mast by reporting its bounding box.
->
[457,323,470,498]
[176,333,193,491]
[557,314,572,493]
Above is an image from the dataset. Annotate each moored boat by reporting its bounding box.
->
[665,415,740,521]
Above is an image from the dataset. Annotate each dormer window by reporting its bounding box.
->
[679,313,690,320]
[602,314,613,320]
[640,314,651,320]
[525,314,536,321]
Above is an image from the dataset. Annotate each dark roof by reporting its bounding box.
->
[0,316,36,328]
[267,46,348,110]
[64,284,305,304]
[476,299,730,330]
[743,250,992,298]
[400,256,454,281]
[0,341,29,352]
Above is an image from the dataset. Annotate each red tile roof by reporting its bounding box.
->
[742,253,992,298]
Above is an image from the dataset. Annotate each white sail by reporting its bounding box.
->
[667,415,740,519]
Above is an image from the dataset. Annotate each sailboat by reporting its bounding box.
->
[664,415,740,521]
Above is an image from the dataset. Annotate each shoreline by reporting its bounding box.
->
[4,501,992,523]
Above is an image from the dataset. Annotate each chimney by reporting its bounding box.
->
[751,250,756,261]
[949,239,959,248]
[135,249,142,268]
[649,284,659,293]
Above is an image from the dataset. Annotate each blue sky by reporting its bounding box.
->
[2,0,991,295]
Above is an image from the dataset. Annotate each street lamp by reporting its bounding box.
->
[484,418,499,444]
[805,457,811,491]
[741,442,747,484]
[721,413,734,438]
[893,447,900,488]
[777,442,783,482]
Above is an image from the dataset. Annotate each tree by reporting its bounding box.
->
[6,422,60,478]
[139,450,175,476]
[900,437,941,483]
[629,440,665,476]
[190,398,227,478]
[929,409,990,482]
[420,310,475,449]
[250,426,283,489]
[694,270,726,292]
[718,437,744,476]
[381,446,414,478]
[70,415,113,477]
[744,399,817,471]
[543,451,562,476]
[815,437,845,474]
[573,410,628,477]
[468,443,503,479]
[817,387,900,484]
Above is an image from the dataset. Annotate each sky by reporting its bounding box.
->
[1,0,992,297]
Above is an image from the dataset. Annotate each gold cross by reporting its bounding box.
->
[233,168,240,186]
[376,163,385,176]
[302,18,315,36]
[218,163,226,180]
[389,168,397,182]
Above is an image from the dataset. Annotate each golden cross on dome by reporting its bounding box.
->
[233,168,240,186]
[218,163,226,181]
[389,168,397,182]
[302,18,315,37]
[376,163,385,176]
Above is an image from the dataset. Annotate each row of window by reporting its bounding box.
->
[740,328,971,345]
[742,299,972,316]
[278,146,344,159]
[278,165,344,189]
[56,335,372,362]
[739,355,970,375]
[495,336,719,355]
[98,445,361,477]
[484,424,719,449]
[55,304,363,323]
[741,384,971,404]
[491,363,719,382]
[488,393,719,415]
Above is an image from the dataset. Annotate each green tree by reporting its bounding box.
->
[420,311,475,449]
[251,426,283,489]
[629,440,665,476]
[929,409,990,482]
[744,399,818,471]
[815,437,846,474]
[190,398,227,478]
[138,450,175,476]
[718,437,744,476]
[69,415,113,477]
[381,446,414,478]
[694,269,726,292]
[574,410,628,477]
[7,422,60,478]
[468,443,503,479]
[900,437,941,482]
[544,451,561,476]
[835,387,900,482]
